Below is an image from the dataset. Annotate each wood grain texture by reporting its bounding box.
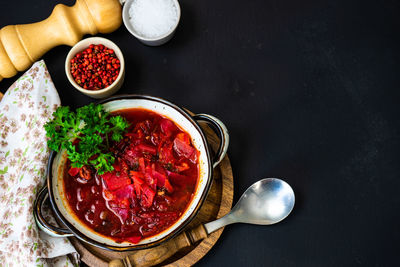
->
[69,121,234,266]
[108,232,192,267]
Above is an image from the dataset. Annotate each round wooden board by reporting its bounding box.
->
[69,121,234,267]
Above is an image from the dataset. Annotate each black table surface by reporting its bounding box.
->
[1,0,399,266]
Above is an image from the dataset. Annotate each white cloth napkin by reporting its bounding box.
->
[0,61,79,266]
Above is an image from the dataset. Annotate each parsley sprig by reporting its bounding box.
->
[44,103,129,174]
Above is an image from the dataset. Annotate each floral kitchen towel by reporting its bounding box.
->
[0,61,79,266]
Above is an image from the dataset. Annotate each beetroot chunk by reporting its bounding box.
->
[114,184,136,200]
[141,184,156,208]
[68,167,81,176]
[102,171,132,191]
[126,236,141,244]
[154,170,166,187]
[173,138,197,163]
[167,171,188,186]
[136,144,157,155]
[160,119,178,137]
[159,143,175,164]
[144,166,157,191]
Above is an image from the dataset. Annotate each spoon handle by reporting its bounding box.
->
[204,213,236,234]
[108,224,208,267]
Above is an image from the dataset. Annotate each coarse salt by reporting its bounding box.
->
[129,0,179,39]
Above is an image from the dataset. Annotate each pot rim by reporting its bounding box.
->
[46,94,214,251]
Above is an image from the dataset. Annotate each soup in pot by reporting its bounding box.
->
[63,108,199,244]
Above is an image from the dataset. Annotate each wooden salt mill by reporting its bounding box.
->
[0,0,122,82]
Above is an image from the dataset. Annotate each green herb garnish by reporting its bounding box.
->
[44,103,129,174]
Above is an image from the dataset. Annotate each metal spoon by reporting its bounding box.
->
[204,177,295,234]
[109,178,295,267]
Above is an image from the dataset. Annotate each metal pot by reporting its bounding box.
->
[34,94,229,251]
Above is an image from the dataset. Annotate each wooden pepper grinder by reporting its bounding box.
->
[0,0,122,82]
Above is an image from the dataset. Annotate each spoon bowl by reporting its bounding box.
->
[232,178,295,224]
[204,178,295,233]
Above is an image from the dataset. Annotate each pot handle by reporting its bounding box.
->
[193,114,229,168]
[33,186,74,237]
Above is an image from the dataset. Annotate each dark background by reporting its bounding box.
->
[1,0,400,266]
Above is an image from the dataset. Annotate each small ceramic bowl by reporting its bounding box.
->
[122,0,181,46]
[65,37,125,99]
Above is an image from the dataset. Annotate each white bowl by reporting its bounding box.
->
[122,0,181,46]
[65,37,125,99]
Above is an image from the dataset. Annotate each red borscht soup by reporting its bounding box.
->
[63,108,199,243]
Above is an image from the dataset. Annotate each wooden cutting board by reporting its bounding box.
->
[69,121,234,266]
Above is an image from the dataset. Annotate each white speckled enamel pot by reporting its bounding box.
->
[34,95,229,251]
